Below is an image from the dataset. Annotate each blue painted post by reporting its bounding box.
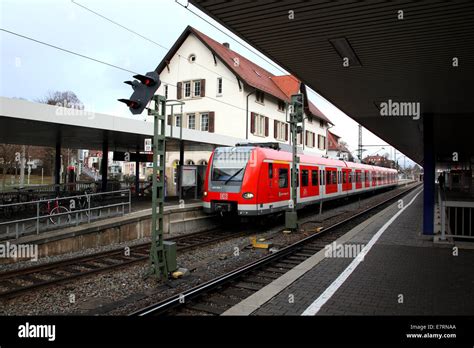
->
[423,115,435,235]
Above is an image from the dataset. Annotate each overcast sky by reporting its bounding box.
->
[0,0,414,167]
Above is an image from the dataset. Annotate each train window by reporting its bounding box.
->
[301,169,309,187]
[342,172,347,184]
[268,163,273,178]
[326,170,331,185]
[332,171,337,184]
[311,170,318,186]
[279,168,288,188]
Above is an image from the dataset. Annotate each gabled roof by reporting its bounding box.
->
[327,130,349,152]
[156,26,288,101]
[155,26,332,124]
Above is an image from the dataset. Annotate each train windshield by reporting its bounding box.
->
[211,147,252,184]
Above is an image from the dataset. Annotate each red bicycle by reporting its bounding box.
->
[43,198,71,225]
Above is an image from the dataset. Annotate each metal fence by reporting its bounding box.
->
[439,189,474,240]
[0,189,131,240]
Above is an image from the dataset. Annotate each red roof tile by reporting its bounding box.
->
[190,27,290,101]
[156,26,332,124]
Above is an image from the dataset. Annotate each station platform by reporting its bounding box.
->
[224,186,474,316]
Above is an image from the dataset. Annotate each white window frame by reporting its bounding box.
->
[188,113,196,130]
[184,81,191,98]
[318,135,326,150]
[200,113,209,132]
[306,132,315,148]
[193,80,201,97]
[254,114,266,137]
[275,121,286,141]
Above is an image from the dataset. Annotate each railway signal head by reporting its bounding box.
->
[118,71,160,115]
[291,93,304,123]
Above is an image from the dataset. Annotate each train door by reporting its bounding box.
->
[275,163,290,202]
[325,167,338,194]
[365,170,370,188]
[342,168,351,191]
[372,170,377,187]
[299,165,311,200]
[267,162,276,203]
[310,167,320,197]
[355,170,362,189]
[319,167,325,199]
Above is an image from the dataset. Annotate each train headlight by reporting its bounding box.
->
[242,192,254,199]
[203,191,208,197]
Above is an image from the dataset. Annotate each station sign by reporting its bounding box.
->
[144,138,152,152]
[113,151,153,163]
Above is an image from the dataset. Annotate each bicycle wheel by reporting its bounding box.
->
[49,206,71,225]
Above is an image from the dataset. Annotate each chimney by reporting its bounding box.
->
[223,42,230,49]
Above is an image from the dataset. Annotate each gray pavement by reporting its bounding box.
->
[251,188,474,316]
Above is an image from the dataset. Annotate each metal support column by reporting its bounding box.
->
[178,140,184,201]
[101,133,109,192]
[55,138,61,196]
[423,115,435,235]
[147,95,171,279]
[135,146,140,197]
[285,94,303,230]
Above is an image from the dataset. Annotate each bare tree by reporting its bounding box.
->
[36,90,83,108]
[0,144,21,190]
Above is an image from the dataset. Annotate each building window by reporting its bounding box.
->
[256,90,265,104]
[175,114,181,127]
[188,113,196,130]
[320,120,324,128]
[201,113,209,131]
[254,114,266,137]
[279,168,288,188]
[297,133,303,145]
[275,121,287,141]
[278,100,285,112]
[193,80,201,97]
[318,135,326,150]
[184,81,191,98]
[164,84,168,99]
[186,159,195,165]
[306,131,315,147]
[217,77,223,95]
[188,54,196,63]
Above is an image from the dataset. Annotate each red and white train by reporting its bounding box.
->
[203,144,398,216]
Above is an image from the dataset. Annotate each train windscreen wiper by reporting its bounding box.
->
[224,168,244,185]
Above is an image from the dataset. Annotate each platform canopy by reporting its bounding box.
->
[190,0,474,164]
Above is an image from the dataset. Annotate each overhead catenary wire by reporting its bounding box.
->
[0,27,249,113]
[71,0,243,89]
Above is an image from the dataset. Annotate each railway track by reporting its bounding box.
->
[131,183,421,316]
[0,228,249,299]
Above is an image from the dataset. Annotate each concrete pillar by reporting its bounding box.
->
[423,115,435,235]
[101,135,109,192]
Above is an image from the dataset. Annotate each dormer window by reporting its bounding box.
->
[256,90,265,104]
[278,100,285,112]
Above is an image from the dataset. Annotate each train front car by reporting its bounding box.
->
[203,146,259,215]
